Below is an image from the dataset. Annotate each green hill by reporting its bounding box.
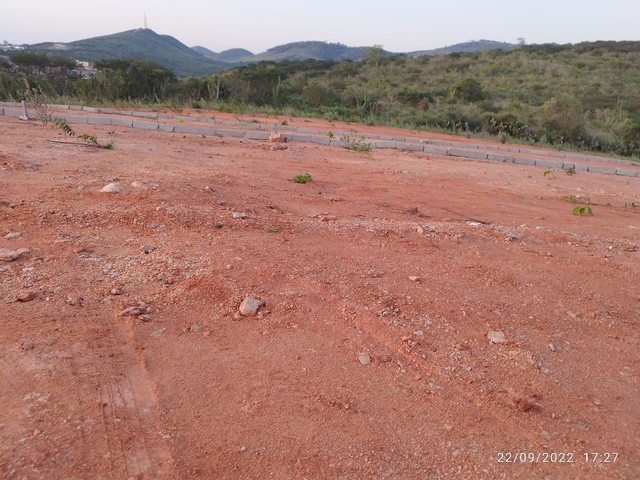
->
[22,30,521,77]
[408,39,517,56]
[247,41,371,62]
[192,46,254,62]
[30,29,228,76]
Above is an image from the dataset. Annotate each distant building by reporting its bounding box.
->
[76,60,96,78]
[0,42,25,51]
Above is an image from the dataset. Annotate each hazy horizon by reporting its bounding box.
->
[4,0,640,54]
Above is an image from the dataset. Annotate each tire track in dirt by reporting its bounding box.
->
[69,319,176,479]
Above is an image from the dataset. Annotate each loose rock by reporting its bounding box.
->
[143,245,156,254]
[118,302,149,317]
[130,181,145,188]
[21,340,35,351]
[99,182,123,193]
[16,291,37,302]
[190,324,204,333]
[358,352,372,365]
[239,297,264,317]
[408,276,420,282]
[0,248,30,262]
[150,328,166,337]
[66,295,84,306]
[487,331,508,345]
[232,212,247,220]
[4,231,23,239]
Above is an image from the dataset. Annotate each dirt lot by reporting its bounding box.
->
[1,111,639,480]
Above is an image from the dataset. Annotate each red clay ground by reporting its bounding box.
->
[1,112,639,480]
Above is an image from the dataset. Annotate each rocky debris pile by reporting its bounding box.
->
[118,301,153,321]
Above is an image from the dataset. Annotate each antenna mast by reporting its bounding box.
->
[144,14,148,29]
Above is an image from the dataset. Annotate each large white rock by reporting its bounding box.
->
[239,297,264,317]
[100,182,123,193]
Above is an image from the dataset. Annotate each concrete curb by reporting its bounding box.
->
[1,103,639,178]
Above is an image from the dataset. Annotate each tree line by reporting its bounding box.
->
[1,43,639,158]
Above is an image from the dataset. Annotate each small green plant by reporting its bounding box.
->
[564,166,576,175]
[564,194,578,203]
[53,117,113,149]
[573,205,593,216]
[293,173,312,184]
[341,134,372,153]
[23,81,50,125]
[265,226,282,233]
[543,169,553,177]
[328,131,334,139]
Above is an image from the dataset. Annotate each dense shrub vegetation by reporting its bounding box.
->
[1,42,639,158]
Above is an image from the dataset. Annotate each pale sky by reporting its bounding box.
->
[3,1,639,53]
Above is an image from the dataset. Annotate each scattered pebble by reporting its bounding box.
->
[549,343,563,352]
[16,291,37,302]
[21,340,35,351]
[110,287,123,295]
[190,324,204,333]
[416,226,425,235]
[130,181,144,188]
[143,245,156,254]
[232,212,247,220]
[487,331,508,345]
[239,296,264,317]
[358,352,372,365]
[408,276,420,282]
[150,328,166,337]
[66,295,84,306]
[507,232,524,241]
[0,248,30,262]
[4,231,23,239]
[99,182,123,193]
[138,314,153,322]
